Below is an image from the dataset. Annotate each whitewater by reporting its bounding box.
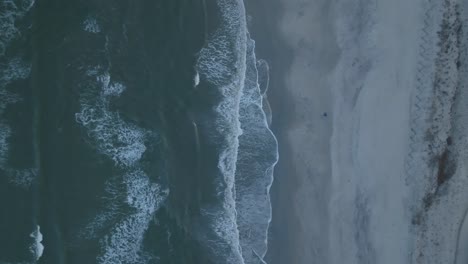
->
[194,0,278,263]
[72,0,278,263]
[0,0,37,188]
[0,0,278,262]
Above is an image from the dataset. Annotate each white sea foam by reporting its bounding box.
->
[0,225,44,263]
[75,72,146,167]
[86,65,102,76]
[0,58,32,107]
[235,37,278,263]
[83,17,101,33]
[75,0,277,262]
[0,58,31,114]
[98,171,168,264]
[0,57,33,186]
[7,168,38,188]
[0,0,35,55]
[96,72,126,97]
[194,0,249,263]
[256,59,269,95]
[76,103,147,167]
[0,0,21,55]
[0,89,20,111]
[0,58,31,85]
[123,170,168,214]
[76,66,168,263]
[194,71,200,87]
[194,1,279,263]
[0,58,30,138]
[29,225,44,261]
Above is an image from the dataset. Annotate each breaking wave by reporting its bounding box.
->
[194,0,278,263]
[76,62,168,263]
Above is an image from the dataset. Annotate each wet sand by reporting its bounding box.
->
[246,0,339,263]
[248,0,468,263]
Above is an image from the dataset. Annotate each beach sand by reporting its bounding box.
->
[248,0,468,263]
[246,0,338,263]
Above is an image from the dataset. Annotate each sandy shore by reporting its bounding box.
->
[248,0,468,263]
[247,0,338,263]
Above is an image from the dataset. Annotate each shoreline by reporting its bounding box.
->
[246,0,338,263]
[246,0,468,263]
[244,0,296,263]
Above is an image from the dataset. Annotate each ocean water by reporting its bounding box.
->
[0,0,278,263]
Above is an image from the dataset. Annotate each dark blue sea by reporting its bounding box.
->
[0,0,278,263]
